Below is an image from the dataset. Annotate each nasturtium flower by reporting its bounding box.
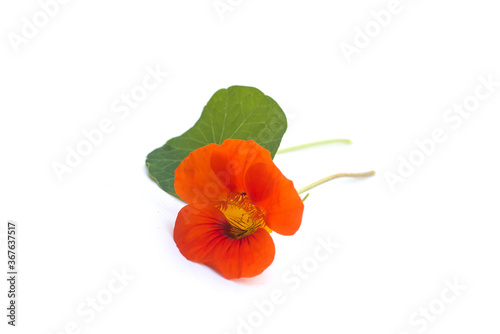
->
[173,139,304,279]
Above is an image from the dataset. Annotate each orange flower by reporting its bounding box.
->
[173,139,304,279]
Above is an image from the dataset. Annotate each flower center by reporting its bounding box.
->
[216,193,268,239]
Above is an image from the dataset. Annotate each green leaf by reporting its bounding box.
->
[146,85,288,198]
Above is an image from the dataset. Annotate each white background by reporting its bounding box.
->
[1,0,500,333]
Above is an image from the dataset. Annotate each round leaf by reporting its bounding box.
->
[146,85,288,198]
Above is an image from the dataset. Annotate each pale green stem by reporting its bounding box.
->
[277,139,352,154]
[297,171,376,195]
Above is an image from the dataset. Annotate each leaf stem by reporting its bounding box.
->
[297,171,376,195]
[277,139,352,154]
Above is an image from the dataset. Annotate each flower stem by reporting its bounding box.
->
[297,171,376,195]
[277,139,352,154]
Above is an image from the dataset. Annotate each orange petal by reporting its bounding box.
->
[245,162,304,236]
[173,204,275,279]
[175,143,231,205]
[210,139,272,194]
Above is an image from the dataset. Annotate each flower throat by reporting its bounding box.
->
[216,193,268,239]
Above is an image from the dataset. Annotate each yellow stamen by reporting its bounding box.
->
[217,193,267,239]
